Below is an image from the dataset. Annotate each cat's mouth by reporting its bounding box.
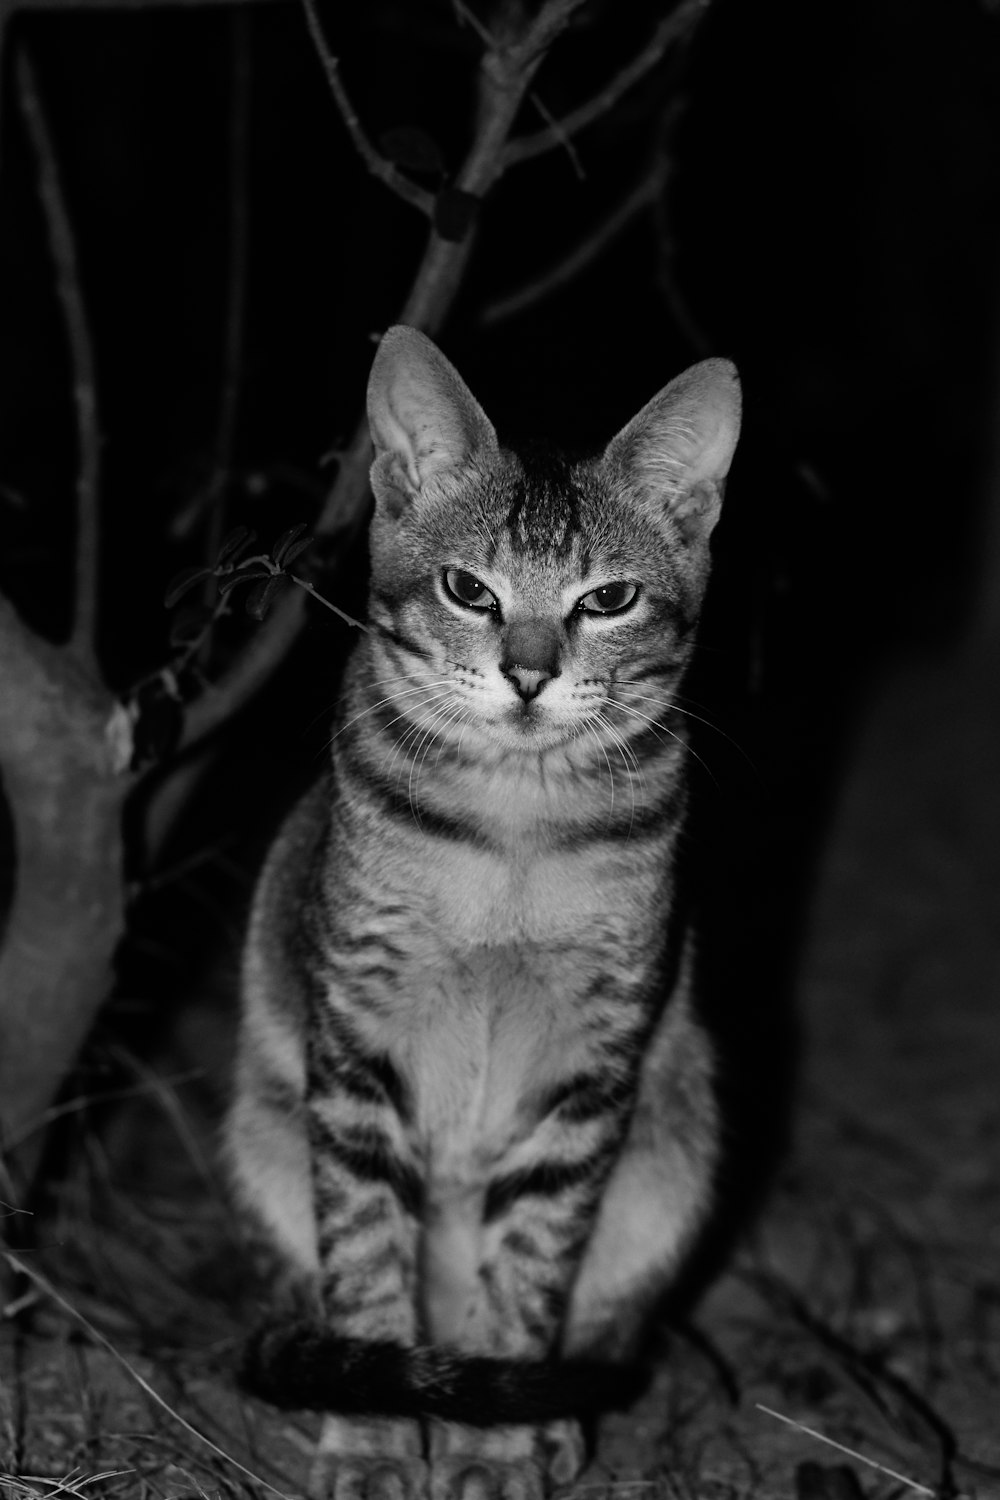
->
[492,699,571,751]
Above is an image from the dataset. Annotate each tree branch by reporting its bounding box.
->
[16,46,101,668]
[178,0,588,753]
[480,153,669,326]
[300,0,435,216]
[0,590,127,1183]
[503,0,710,169]
[168,8,252,552]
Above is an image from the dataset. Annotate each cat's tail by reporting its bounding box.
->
[241,1323,642,1425]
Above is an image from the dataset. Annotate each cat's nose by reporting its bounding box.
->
[500,619,561,701]
[503,664,552,701]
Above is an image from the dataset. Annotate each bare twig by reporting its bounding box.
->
[756,1405,937,1497]
[300,0,435,216]
[169,9,252,547]
[16,47,101,668]
[481,154,669,326]
[452,0,589,178]
[525,86,585,180]
[178,1,589,754]
[503,0,710,169]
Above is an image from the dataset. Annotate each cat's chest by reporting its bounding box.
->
[350,849,649,1153]
[383,940,588,1170]
[401,837,638,950]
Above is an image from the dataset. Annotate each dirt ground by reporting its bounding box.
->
[2,641,999,1500]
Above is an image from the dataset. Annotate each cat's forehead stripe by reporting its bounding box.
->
[500,452,584,559]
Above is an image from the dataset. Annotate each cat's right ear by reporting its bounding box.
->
[367,326,499,519]
[604,358,742,544]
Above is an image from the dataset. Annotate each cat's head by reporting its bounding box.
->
[363,326,740,756]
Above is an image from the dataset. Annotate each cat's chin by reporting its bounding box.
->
[483,707,574,754]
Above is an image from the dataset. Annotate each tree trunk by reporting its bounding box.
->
[0,595,128,1195]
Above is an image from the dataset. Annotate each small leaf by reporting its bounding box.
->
[217,525,258,565]
[246,574,285,621]
[380,126,444,176]
[165,565,215,608]
[273,522,310,567]
[281,534,314,568]
[217,566,273,594]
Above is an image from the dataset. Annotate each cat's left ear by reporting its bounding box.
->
[367,325,499,519]
[604,358,741,541]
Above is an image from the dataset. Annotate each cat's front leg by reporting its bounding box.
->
[305,1027,427,1500]
[421,1115,626,1499]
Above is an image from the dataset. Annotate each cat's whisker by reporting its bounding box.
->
[403,692,465,806]
[377,688,456,807]
[407,698,456,820]
[433,700,473,768]
[381,687,452,757]
[454,703,475,761]
[585,717,616,821]
[592,711,643,837]
[606,696,719,789]
[603,695,686,750]
[328,678,455,749]
[378,692,454,774]
[616,683,755,769]
[312,677,427,754]
[602,715,644,799]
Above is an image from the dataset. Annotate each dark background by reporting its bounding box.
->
[1,0,999,1109]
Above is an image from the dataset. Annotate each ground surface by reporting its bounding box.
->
[2,643,998,1499]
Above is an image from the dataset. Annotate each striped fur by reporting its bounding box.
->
[225,328,741,1500]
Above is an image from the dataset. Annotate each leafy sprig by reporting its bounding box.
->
[121,525,368,771]
[165,523,368,633]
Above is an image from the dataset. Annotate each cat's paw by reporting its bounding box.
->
[427,1418,584,1500]
[429,1457,545,1500]
[539,1418,586,1487]
[308,1454,429,1500]
[309,1414,427,1500]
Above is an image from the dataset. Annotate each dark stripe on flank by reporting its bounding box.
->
[538,1071,630,1125]
[310,1117,423,1217]
[310,1011,413,1121]
[500,1227,543,1259]
[364,1050,412,1118]
[324,1053,407,1113]
[483,1152,605,1223]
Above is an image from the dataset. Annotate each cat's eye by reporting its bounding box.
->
[443,568,498,611]
[577,581,638,615]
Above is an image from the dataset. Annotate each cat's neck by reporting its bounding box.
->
[335,658,687,857]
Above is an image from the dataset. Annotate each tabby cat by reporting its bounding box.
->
[225,326,742,1500]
